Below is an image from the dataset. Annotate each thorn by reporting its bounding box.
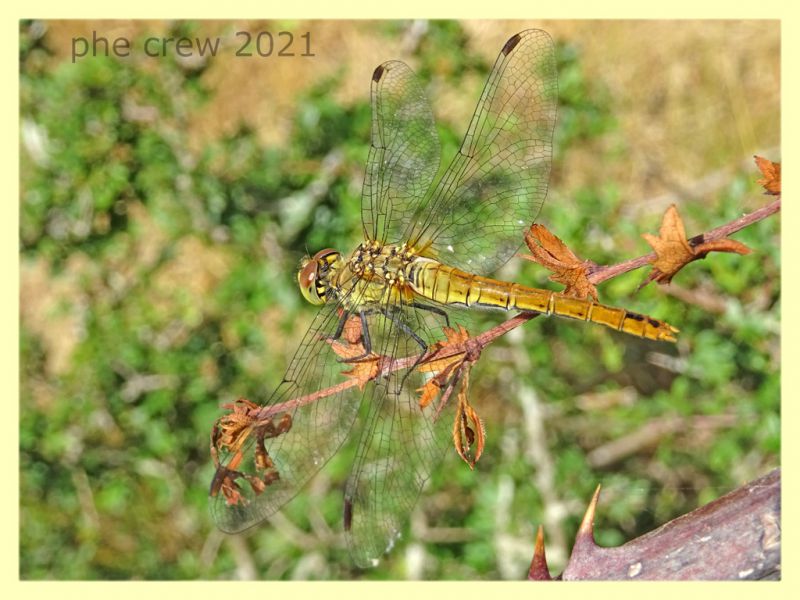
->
[561,484,607,579]
[575,484,601,551]
[527,525,552,580]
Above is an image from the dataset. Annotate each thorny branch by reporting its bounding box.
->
[528,468,781,580]
[212,157,780,517]
[592,197,780,285]
[250,191,779,423]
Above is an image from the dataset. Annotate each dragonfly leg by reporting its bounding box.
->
[359,309,373,354]
[380,307,432,392]
[325,309,350,342]
[381,308,428,352]
[409,301,450,327]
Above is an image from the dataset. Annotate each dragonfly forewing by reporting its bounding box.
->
[405,29,557,275]
[363,60,441,246]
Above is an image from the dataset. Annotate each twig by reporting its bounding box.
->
[591,197,780,285]
[254,194,779,422]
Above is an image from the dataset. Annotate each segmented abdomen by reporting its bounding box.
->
[409,259,677,342]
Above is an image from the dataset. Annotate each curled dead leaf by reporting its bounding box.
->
[417,325,471,375]
[641,205,751,288]
[211,398,260,456]
[522,224,599,301]
[414,324,479,417]
[417,377,443,409]
[342,313,364,344]
[327,338,368,361]
[325,314,382,389]
[452,370,485,468]
[209,399,293,506]
[754,155,780,196]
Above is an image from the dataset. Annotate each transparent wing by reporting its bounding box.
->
[362,60,441,245]
[342,296,462,567]
[212,28,557,557]
[340,31,557,564]
[406,29,558,275]
[210,281,372,533]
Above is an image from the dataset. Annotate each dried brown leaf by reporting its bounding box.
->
[417,378,442,409]
[209,399,293,507]
[693,238,752,259]
[219,473,245,506]
[523,224,598,300]
[414,325,474,410]
[442,324,471,346]
[641,205,694,284]
[326,338,366,361]
[754,155,781,195]
[209,449,246,506]
[452,370,485,468]
[641,204,752,287]
[212,398,259,455]
[417,325,470,374]
[342,314,363,344]
[341,356,380,390]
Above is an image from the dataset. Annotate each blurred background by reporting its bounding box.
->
[19,19,780,580]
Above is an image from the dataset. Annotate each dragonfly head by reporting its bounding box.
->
[298,248,342,305]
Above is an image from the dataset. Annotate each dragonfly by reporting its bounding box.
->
[209,29,678,568]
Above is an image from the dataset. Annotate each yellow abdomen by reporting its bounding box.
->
[408,258,677,342]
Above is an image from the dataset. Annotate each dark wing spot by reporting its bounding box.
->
[626,311,645,322]
[372,64,385,82]
[343,498,354,531]
[502,33,522,56]
[209,467,226,497]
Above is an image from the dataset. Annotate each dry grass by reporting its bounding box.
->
[40,19,780,200]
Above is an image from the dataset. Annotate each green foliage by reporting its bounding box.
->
[413,21,486,81]
[554,40,616,154]
[20,20,779,580]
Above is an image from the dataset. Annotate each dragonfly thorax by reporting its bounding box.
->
[299,242,420,309]
[341,242,419,307]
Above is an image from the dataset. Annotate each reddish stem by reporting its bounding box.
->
[590,197,780,285]
[253,196,779,421]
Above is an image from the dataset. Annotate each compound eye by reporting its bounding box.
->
[298,259,317,288]
[297,258,324,305]
[313,248,339,264]
[298,249,338,306]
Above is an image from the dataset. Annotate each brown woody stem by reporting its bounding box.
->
[590,197,780,285]
[255,196,779,420]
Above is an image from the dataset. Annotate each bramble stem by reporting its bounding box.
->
[253,195,780,420]
[590,197,780,285]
